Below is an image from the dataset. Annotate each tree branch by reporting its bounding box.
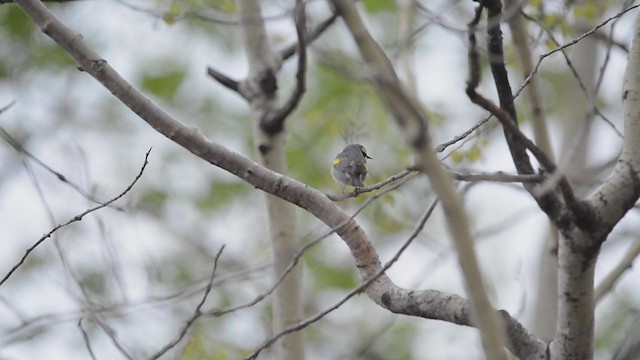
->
[0,149,150,287]
[148,246,225,360]
[280,13,338,61]
[586,11,640,239]
[260,0,307,133]
[595,240,640,303]
[206,67,243,96]
[465,1,597,231]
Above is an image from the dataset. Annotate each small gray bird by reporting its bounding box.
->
[331,144,372,188]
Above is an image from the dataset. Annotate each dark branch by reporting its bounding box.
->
[260,0,307,134]
[206,66,244,97]
[465,2,592,229]
[148,245,226,360]
[280,13,338,60]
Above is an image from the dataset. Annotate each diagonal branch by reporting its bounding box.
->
[206,67,243,96]
[148,245,226,360]
[260,0,307,133]
[0,149,150,287]
[465,1,595,231]
[280,13,338,61]
[595,240,640,303]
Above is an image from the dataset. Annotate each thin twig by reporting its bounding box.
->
[520,11,622,138]
[435,114,492,153]
[327,167,543,201]
[595,240,640,303]
[0,128,123,210]
[94,316,134,360]
[327,168,416,201]
[78,318,97,360]
[148,245,226,360]
[514,4,640,101]
[0,149,151,287]
[280,13,338,60]
[245,197,440,360]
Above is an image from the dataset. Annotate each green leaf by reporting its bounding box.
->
[140,69,186,101]
[363,0,397,13]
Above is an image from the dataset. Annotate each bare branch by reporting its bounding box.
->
[520,11,622,138]
[327,167,543,201]
[0,149,150,287]
[78,318,97,360]
[94,317,134,360]
[246,197,441,360]
[206,67,243,96]
[280,13,338,60]
[0,128,124,210]
[465,1,595,230]
[595,240,640,303]
[513,4,640,100]
[261,0,307,133]
[148,245,226,360]
[435,114,492,153]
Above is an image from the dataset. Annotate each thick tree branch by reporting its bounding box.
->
[587,12,640,239]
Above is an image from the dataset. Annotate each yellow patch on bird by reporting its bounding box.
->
[333,158,341,165]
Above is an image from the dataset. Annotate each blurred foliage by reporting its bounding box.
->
[138,189,169,216]
[1,6,35,41]
[198,181,249,210]
[140,67,186,102]
[305,249,358,290]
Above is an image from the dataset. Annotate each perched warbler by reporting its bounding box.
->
[331,144,372,188]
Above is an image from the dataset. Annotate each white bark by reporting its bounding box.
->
[236,1,304,359]
[550,11,640,360]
